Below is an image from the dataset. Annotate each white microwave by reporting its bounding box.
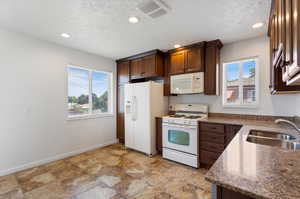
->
[170,72,204,94]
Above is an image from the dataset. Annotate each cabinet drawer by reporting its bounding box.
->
[200,123,225,134]
[200,141,224,153]
[199,132,225,144]
[199,150,221,165]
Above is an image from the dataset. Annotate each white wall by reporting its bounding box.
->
[170,36,300,116]
[0,29,117,175]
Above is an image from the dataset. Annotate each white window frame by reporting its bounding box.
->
[222,57,259,108]
[67,65,113,120]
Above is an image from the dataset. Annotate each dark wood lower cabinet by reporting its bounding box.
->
[199,122,242,168]
[216,185,254,199]
[225,125,242,146]
[199,122,225,168]
[155,117,163,154]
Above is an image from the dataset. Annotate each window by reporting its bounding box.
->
[67,66,112,118]
[223,58,259,107]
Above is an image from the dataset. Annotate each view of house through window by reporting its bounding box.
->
[68,66,112,117]
[223,58,258,107]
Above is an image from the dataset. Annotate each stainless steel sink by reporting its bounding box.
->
[247,130,300,150]
[249,130,296,141]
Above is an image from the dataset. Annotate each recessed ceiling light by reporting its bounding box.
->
[128,16,139,24]
[174,44,181,48]
[61,33,71,38]
[252,22,264,29]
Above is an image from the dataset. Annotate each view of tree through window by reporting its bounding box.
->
[68,66,111,117]
[223,58,258,107]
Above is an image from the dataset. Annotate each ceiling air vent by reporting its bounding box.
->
[137,0,171,19]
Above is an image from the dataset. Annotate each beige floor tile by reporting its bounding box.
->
[24,181,70,199]
[0,175,19,195]
[0,188,24,199]
[75,186,117,199]
[19,172,57,193]
[7,144,211,199]
[61,174,99,196]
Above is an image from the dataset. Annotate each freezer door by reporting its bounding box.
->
[124,84,134,149]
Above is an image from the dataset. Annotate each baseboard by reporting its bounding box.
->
[0,139,118,176]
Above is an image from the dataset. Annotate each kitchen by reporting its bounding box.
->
[0,0,300,199]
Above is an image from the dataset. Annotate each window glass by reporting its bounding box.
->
[68,67,90,116]
[242,60,256,104]
[223,58,258,107]
[67,66,112,118]
[225,63,239,104]
[92,71,109,114]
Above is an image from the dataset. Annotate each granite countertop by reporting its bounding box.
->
[203,117,300,199]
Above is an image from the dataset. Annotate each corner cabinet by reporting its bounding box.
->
[168,42,205,75]
[116,60,130,143]
[268,0,300,93]
[204,40,223,95]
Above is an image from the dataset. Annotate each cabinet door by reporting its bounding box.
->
[117,61,130,85]
[185,47,205,73]
[117,85,125,143]
[142,55,156,78]
[156,117,162,154]
[169,51,185,75]
[285,0,293,64]
[130,58,143,80]
[204,44,220,95]
[287,0,300,81]
[225,125,242,146]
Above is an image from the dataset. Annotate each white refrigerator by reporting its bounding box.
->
[124,81,167,156]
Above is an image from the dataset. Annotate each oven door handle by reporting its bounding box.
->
[163,123,197,129]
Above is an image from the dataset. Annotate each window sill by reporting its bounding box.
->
[67,113,114,121]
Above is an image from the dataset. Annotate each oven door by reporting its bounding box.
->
[162,123,198,155]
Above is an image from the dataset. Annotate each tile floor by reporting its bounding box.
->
[0,144,211,199]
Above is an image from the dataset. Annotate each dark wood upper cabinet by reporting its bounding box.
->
[117,61,130,85]
[268,0,300,92]
[185,47,205,73]
[117,50,164,81]
[130,58,143,80]
[169,51,185,75]
[168,42,205,75]
[204,40,223,95]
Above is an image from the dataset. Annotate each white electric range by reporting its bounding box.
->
[162,104,208,168]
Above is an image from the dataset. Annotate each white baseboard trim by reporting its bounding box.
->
[0,139,118,176]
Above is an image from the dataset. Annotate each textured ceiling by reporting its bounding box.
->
[0,0,271,59]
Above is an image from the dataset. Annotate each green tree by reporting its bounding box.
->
[68,96,78,104]
[249,68,255,78]
[98,91,108,112]
[78,94,89,105]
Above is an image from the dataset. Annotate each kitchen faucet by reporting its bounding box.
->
[275,119,300,133]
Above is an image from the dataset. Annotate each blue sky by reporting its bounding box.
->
[68,67,108,97]
[226,60,255,81]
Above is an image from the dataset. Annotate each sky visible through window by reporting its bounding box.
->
[226,60,255,81]
[68,67,108,97]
